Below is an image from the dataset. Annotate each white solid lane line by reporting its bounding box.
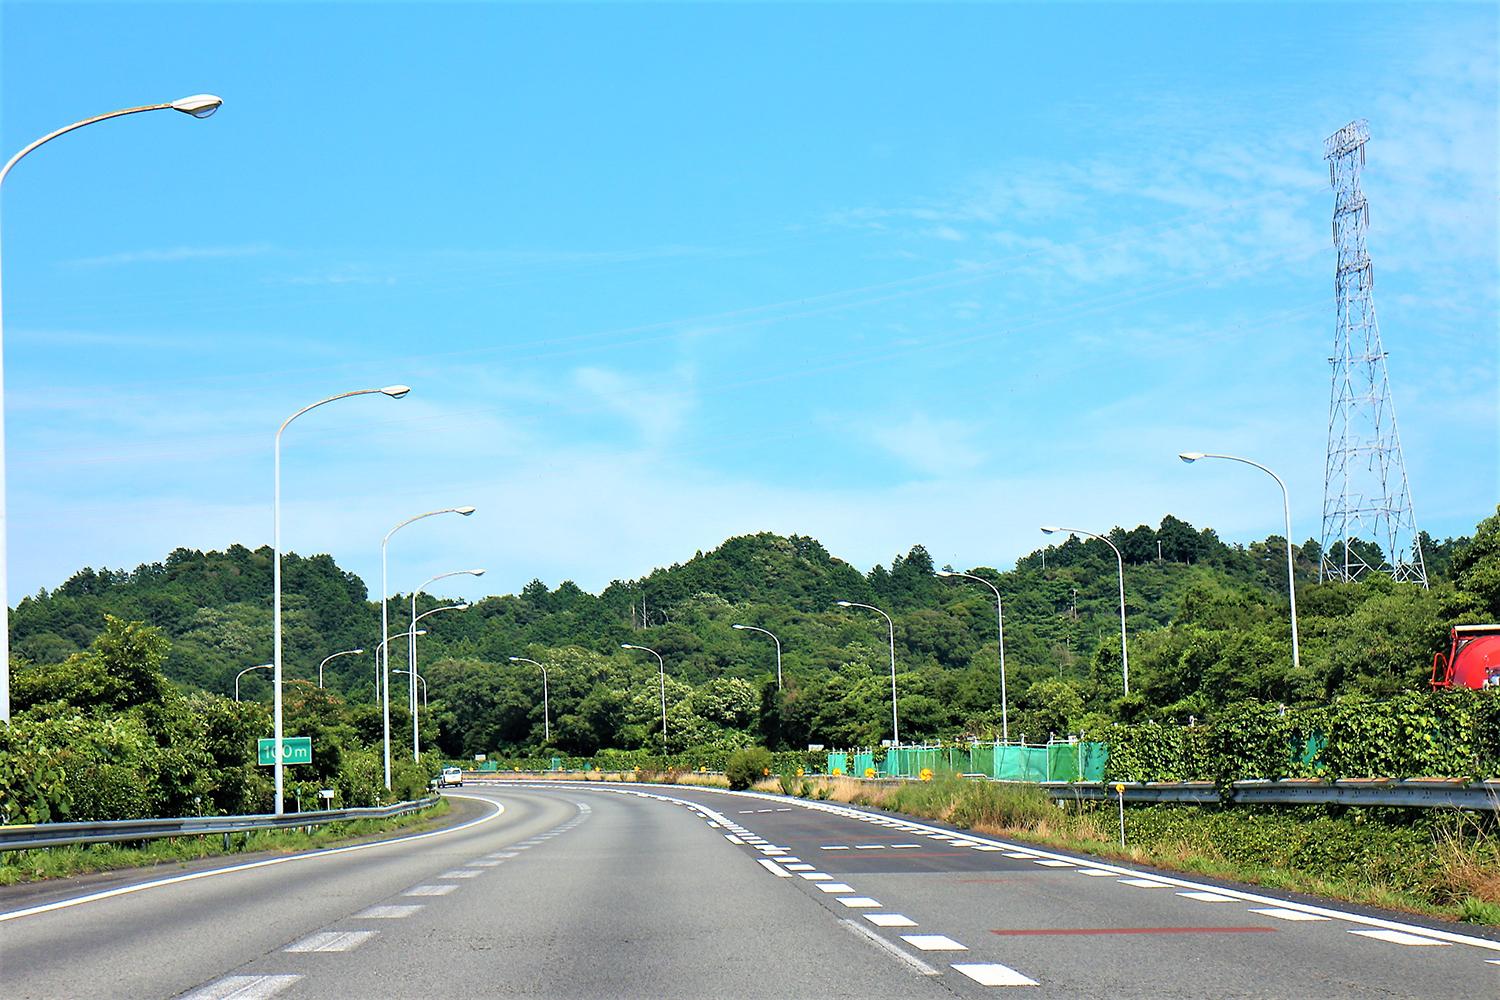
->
[1119,878,1171,887]
[0,794,505,923]
[178,975,303,1000]
[284,930,378,953]
[951,963,1041,987]
[841,918,941,977]
[1032,860,1073,868]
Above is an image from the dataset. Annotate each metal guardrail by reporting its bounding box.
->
[1038,778,1500,811]
[0,796,441,852]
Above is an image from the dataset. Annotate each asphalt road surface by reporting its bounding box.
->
[2,780,1497,998]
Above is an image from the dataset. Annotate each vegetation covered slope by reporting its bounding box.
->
[9,510,1496,763]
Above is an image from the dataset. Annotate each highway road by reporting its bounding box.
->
[2,780,1497,998]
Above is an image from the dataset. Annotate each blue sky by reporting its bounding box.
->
[2,2,1495,603]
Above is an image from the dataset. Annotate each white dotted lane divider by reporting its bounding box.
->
[353,904,424,919]
[650,784,1500,963]
[176,974,303,999]
[284,930,378,953]
[403,884,456,896]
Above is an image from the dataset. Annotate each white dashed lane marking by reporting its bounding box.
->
[757,859,793,877]
[1032,860,1073,868]
[1076,868,1116,876]
[1177,891,1235,902]
[178,975,303,1000]
[438,869,480,879]
[865,913,918,927]
[952,963,1041,987]
[821,845,850,850]
[284,930,378,953]
[1349,929,1450,946]
[817,883,855,893]
[838,897,882,907]
[403,885,456,896]
[901,934,967,951]
[1250,907,1330,921]
[1119,878,1171,887]
[352,904,423,918]
[785,863,815,871]
[799,872,833,881]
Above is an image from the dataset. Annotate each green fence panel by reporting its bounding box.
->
[1080,742,1108,781]
[1046,743,1080,782]
[827,752,849,775]
[853,752,876,776]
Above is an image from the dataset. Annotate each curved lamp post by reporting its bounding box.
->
[730,624,782,690]
[0,93,223,724]
[1041,526,1130,695]
[407,602,468,758]
[409,569,484,758]
[274,386,410,814]
[317,647,364,688]
[621,644,668,745]
[380,506,475,789]
[836,601,900,746]
[936,571,1009,742]
[393,669,427,708]
[234,662,272,702]
[1179,451,1301,670]
[372,629,426,701]
[508,657,551,741]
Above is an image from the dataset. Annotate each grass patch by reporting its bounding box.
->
[787,773,1500,926]
[0,798,451,886]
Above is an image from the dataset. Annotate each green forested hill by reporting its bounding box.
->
[10,510,1495,760]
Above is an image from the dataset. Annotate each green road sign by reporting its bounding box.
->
[258,736,313,766]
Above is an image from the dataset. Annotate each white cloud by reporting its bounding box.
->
[66,244,274,267]
[868,413,986,477]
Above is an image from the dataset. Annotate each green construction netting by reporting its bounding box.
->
[827,752,849,774]
[831,741,1111,782]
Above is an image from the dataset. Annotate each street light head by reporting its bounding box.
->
[381,384,412,399]
[468,568,486,576]
[455,506,476,516]
[1178,452,1205,463]
[620,643,633,650]
[1040,526,1060,535]
[731,624,747,630]
[835,600,853,607]
[171,94,222,118]
[935,571,954,578]
[508,656,522,662]
[353,648,365,655]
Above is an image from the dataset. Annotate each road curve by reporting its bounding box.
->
[1,781,1495,998]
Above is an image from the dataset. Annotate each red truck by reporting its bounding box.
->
[1430,624,1500,690]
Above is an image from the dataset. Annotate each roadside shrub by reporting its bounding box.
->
[726,747,773,790]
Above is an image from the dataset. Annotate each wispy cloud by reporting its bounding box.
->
[66,243,274,267]
[868,413,986,477]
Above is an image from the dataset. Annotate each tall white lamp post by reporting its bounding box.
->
[730,624,782,690]
[274,386,409,814]
[409,569,484,758]
[393,669,427,708]
[1041,525,1130,695]
[835,600,900,746]
[1179,451,1301,670]
[235,662,273,702]
[0,93,223,724]
[508,656,551,741]
[373,629,426,700]
[381,507,474,789]
[621,644,667,746]
[408,601,468,758]
[936,571,1009,742]
[317,647,364,688]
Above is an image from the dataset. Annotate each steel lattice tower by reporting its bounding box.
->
[1318,120,1427,586]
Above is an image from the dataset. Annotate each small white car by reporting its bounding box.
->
[437,766,464,788]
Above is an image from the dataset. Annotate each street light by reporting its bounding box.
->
[317,647,364,688]
[936,571,1009,742]
[1179,451,1301,670]
[508,657,552,742]
[836,600,900,746]
[1041,525,1130,694]
[730,624,783,690]
[381,506,475,790]
[621,644,668,745]
[408,602,468,759]
[409,569,484,759]
[274,386,409,815]
[0,93,223,724]
[393,669,427,708]
[235,663,273,702]
[372,629,427,700]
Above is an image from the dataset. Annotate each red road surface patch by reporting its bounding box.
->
[991,926,1277,936]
